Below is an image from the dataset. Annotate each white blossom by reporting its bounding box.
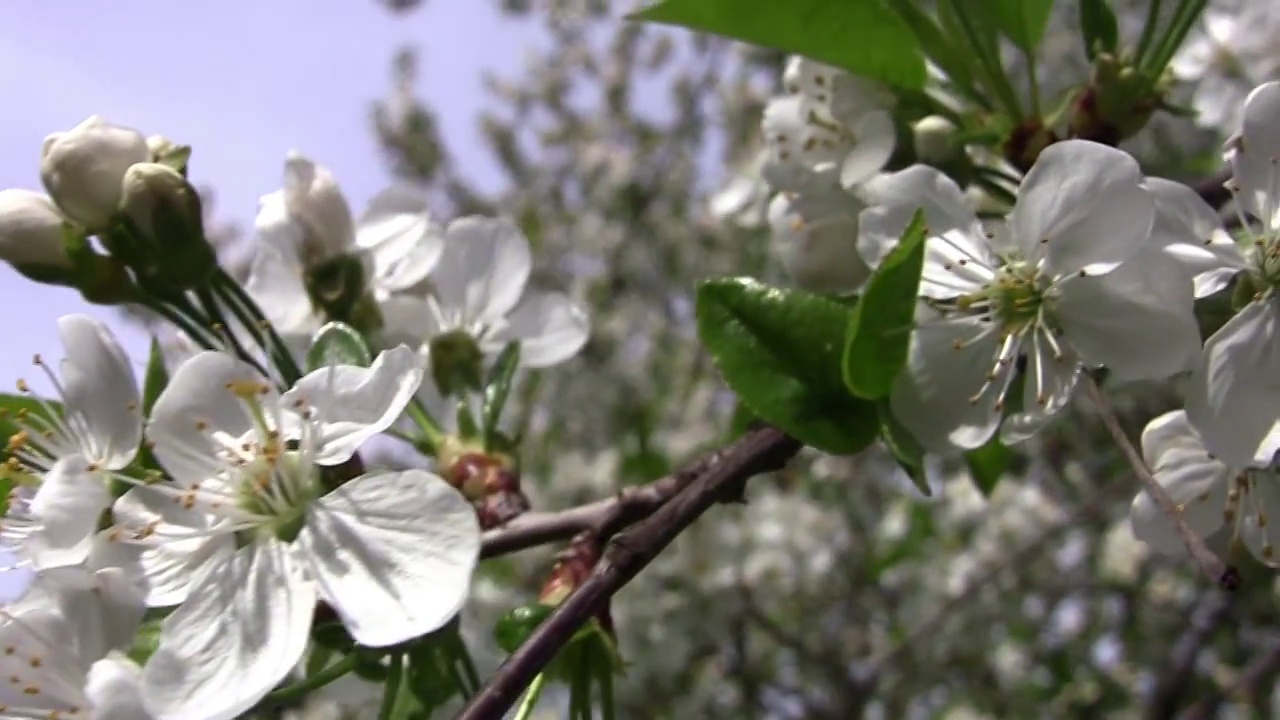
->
[875,141,1199,453]
[0,189,73,271]
[40,116,150,230]
[1130,409,1280,566]
[111,346,479,720]
[1172,3,1280,131]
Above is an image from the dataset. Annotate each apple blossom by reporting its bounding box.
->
[873,141,1200,453]
[40,116,150,230]
[110,346,480,720]
[1,314,142,572]
[1131,409,1280,566]
[0,189,74,274]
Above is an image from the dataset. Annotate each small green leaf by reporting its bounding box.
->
[843,210,927,400]
[892,3,979,99]
[965,436,1013,496]
[877,401,931,497]
[697,277,879,455]
[494,604,556,654]
[1079,0,1119,59]
[142,336,169,415]
[482,342,521,450]
[0,393,61,459]
[305,321,372,372]
[986,0,1056,53]
[632,0,926,90]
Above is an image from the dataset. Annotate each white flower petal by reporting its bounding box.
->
[1009,140,1153,276]
[484,291,590,368]
[27,455,109,570]
[56,315,141,469]
[839,110,895,189]
[1186,300,1280,467]
[377,295,442,349]
[143,541,314,720]
[282,345,426,465]
[113,486,235,607]
[1146,177,1247,297]
[1055,249,1201,382]
[282,153,356,259]
[889,306,1010,452]
[87,655,152,720]
[1130,459,1231,554]
[148,351,274,486]
[300,470,479,647]
[432,217,532,325]
[357,186,443,292]
[245,243,323,336]
[1240,476,1280,566]
[1232,81,1280,224]
[1000,342,1081,444]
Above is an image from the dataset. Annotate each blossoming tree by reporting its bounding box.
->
[3,0,1280,717]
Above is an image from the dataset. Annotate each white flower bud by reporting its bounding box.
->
[912,115,959,163]
[41,116,150,230]
[769,189,870,296]
[0,189,73,272]
[119,163,215,289]
[146,134,192,173]
[257,152,355,267]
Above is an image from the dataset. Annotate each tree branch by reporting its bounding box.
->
[1145,591,1234,720]
[1180,639,1280,720]
[479,449,722,559]
[457,424,802,720]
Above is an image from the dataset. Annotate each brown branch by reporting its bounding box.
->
[1192,168,1232,211]
[457,424,802,720]
[479,449,722,559]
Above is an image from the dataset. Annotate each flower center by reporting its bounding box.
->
[985,261,1046,333]
[234,450,319,543]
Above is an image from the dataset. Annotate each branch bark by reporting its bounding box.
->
[457,424,802,720]
[1180,639,1280,720]
[1145,591,1234,720]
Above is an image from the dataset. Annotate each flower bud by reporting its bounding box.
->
[119,162,217,290]
[428,330,485,397]
[258,153,355,267]
[41,116,149,230]
[0,189,75,284]
[768,188,870,296]
[146,134,192,174]
[912,115,959,163]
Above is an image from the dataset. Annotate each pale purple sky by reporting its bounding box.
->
[0,1,540,598]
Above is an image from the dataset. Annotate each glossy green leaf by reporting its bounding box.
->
[494,603,556,654]
[482,341,521,450]
[877,401,931,497]
[305,321,372,372]
[632,0,926,89]
[843,210,927,400]
[966,436,1013,496]
[1079,0,1119,59]
[986,0,1056,53]
[142,336,169,415]
[697,277,878,455]
[892,3,979,100]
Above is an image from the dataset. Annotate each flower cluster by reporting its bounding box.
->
[0,115,595,719]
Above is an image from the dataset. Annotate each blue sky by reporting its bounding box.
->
[0,1,542,598]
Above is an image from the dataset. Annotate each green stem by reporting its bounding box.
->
[138,293,219,352]
[943,0,1023,119]
[1133,0,1165,65]
[513,673,548,720]
[1026,53,1042,118]
[262,653,360,706]
[1143,0,1206,80]
[213,270,303,384]
[378,653,404,720]
[194,286,270,378]
[409,399,446,451]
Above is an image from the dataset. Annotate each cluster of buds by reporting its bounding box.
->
[437,438,529,529]
[1068,52,1172,146]
[0,116,218,303]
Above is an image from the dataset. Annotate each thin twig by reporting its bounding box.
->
[1180,640,1280,719]
[1192,168,1232,211]
[480,450,721,559]
[1145,591,1235,720]
[1082,375,1232,587]
[456,424,802,720]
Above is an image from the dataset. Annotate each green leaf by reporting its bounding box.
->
[482,342,521,450]
[632,0,926,90]
[877,401,932,497]
[892,3,979,100]
[986,0,1056,53]
[494,604,556,654]
[142,336,169,415]
[1079,0,1119,59]
[843,210,927,400]
[305,321,372,372]
[697,277,878,454]
[965,436,1013,496]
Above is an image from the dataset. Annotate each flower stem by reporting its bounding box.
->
[513,672,547,720]
[1133,0,1165,65]
[378,652,405,720]
[409,398,446,451]
[1082,375,1234,587]
[212,269,303,385]
[261,652,360,706]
